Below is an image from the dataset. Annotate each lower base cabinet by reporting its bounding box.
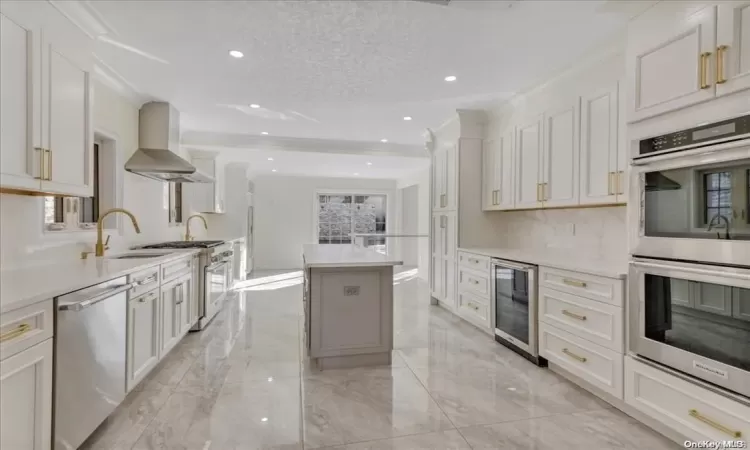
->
[0,339,53,450]
[159,273,191,356]
[126,290,160,392]
[625,356,750,444]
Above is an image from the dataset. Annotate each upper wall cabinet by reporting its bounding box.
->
[482,130,514,211]
[514,116,544,209]
[432,144,457,212]
[541,100,580,208]
[716,1,750,97]
[0,1,93,197]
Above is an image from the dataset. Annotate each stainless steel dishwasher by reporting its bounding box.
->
[54,276,134,450]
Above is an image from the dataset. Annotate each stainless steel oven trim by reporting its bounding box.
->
[491,259,538,357]
[632,133,750,164]
[628,258,750,399]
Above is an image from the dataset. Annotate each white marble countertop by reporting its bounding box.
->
[303,244,403,268]
[458,247,628,279]
[0,249,200,315]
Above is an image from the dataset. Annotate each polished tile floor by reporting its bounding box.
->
[83,269,678,450]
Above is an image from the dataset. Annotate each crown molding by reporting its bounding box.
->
[181,131,427,159]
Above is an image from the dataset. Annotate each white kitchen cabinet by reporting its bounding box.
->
[628,4,717,122]
[191,254,201,326]
[716,2,750,97]
[541,100,579,208]
[0,1,93,197]
[580,83,623,205]
[515,116,543,209]
[126,290,160,391]
[190,153,225,214]
[431,212,457,308]
[176,273,193,334]
[432,144,457,211]
[482,130,514,211]
[431,148,444,210]
[159,273,190,356]
[0,339,53,450]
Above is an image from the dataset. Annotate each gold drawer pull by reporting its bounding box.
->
[562,310,587,321]
[471,279,480,285]
[562,348,587,363]
[716,45,728,84]
[563,278,587,288]
[688,409,742,438]
[469,258,480,264]
[700,52,712,89]
[0,323,32,343]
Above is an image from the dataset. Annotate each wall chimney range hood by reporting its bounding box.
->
[125,102,213,183]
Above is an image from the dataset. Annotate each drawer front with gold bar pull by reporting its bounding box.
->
[0,300,54,361]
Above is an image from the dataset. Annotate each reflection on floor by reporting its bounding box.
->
[82,269,678,450]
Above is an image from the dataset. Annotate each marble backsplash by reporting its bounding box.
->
[496,206,628,262]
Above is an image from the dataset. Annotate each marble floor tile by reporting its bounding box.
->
[301,367,455,449]
[458,408,680,450]
[325,430,472,450]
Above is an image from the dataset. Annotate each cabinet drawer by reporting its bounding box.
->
[457,291,490,329]
[625,357,750,443]
[539,267,624,307]
[458,252,490,272]
[0,300,54,361]
[539,287,623,352]
[128,266,160,298]
[539,322,623,399]
[458,267,490,298]
[161,257,192,283]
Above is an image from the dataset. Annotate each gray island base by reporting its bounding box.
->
[302,244,403,370]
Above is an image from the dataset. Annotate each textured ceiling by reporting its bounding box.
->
[88,0,630,146]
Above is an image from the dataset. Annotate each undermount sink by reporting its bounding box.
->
[107,253,170,260]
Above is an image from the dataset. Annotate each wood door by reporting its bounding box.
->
[39,4,93,197]
[716,2,750,97]
[542,100,580,207]
[0,4,43,191]
[495,130,515,210]
[580,83,619,205]
[628,4,717,122]
[0,340,52,450]
[514,117,543,209]
[482,139,496,211]
[126,291,159,392]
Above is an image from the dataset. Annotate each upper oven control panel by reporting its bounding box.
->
[638,114,750,158]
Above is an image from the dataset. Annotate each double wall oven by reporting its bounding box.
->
[629,113,750,400]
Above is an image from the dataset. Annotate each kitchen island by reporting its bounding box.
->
[302,244,402,370]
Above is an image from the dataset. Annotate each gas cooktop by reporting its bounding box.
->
[142,240,224,249]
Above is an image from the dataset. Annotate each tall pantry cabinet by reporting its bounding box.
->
[428,110,505,312]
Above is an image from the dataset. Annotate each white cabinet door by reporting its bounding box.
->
[159,282,180,355]
[431,149,444,211]
[39,6,93,197]
[580,83,619,205]
[541,101,579,207]
[126,291,159,392]
[440,212,456,262]
[191,255,201,325]
[515,117,543,209]
[0,340,52,450]
[430,214,443,300]
[482,140,496,211]
[716,2,750,97]
[444,144,457,211]
[628,4,717,122]
[491,130,515,210]
[177,275,192,334]
[0,7,43,191]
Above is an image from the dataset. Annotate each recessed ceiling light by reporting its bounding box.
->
[267,157,274,161]
[250,104,260,109]
[380,138,388,143]
[444,75,457,82]
[261,131,269,135]
[261,417,268,422]
[353,173,360,176]
[229,50,244,58]
[403,116,412,121]
[366,162,373,166]
[272,169,277,172]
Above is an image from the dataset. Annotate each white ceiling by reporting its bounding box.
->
[84,0,633,146]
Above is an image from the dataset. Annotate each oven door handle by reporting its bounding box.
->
[206,261,229,272]
[491,259,536,272]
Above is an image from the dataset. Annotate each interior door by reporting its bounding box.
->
[628,4,717,122]
[542,101,580,207]
[716,2,750,97]
[515,117,543,209]
[580,83,619,205]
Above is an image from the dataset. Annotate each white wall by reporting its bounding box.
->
[253,175,398,270]
[203,163,250,239]
[0,81,194,266]
[397,168,430,280]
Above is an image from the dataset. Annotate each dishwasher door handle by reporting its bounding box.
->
[58,283,135,311]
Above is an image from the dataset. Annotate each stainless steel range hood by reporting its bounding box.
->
[125,102,213,183]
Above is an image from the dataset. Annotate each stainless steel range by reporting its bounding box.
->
[141,240,233,330]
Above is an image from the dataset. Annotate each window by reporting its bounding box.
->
[704,171,732,223]
[701,166,750,230]
[45,142,111,231]
[317,194,387,245]
[168,182,183,224]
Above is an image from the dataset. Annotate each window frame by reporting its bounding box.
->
[168,182,184,225]
[313,189,390,247]
[697,167,750,231]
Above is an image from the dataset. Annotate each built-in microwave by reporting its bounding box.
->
[629,114,750,267]
[629,257,750,399]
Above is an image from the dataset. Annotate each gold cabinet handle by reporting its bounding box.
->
[562,309,587,321]
[469,258,480,264]
[471,279,480,285]
[34,147,45,180]
[700,52,712,89]
[537,184,542,202]
[562,348,587,363]
[0,323,32,343]
[563,278,587,288]
[716,45,728,84]
[617,171,624,195]
[688,409,742,438]
[45,149,52,180]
